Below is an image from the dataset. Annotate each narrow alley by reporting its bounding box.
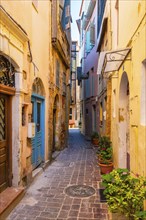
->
[7,129,108,220]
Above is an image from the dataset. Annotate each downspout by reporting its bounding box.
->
[27,41,39,76]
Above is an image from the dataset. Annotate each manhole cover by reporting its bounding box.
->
[65,185,95,198]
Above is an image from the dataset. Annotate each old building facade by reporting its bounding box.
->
[78,0,99,138]
[69,41,80,128]
[97,0,146,175]
[78,0,146,177]
[0,0,71,196]
[49,0,71,153]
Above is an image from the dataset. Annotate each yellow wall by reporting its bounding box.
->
[0,1,51,185]
[111,1,146,176]
[118,0,146,48]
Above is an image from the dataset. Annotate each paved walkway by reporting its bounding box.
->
[7,129,109,220]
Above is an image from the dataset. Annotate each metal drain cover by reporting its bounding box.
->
[65,185,95,198]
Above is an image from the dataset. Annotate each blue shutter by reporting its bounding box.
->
[61,0,70,30]
[86,31,91,54]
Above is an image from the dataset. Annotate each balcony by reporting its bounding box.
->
[52,0,70,68]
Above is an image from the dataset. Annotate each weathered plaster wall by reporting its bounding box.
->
[111,0,146,176]
[0,1,51,186]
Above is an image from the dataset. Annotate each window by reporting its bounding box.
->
[63,72,66,95]
[90,22,95,46]
[97,0,106,37]
[85,30,91,54]
[56,60,60,87]
[85,22,95,55]
[69,108,72,119]
[60,0,70,30]
[86,109,88,115]
[37,102,41,132]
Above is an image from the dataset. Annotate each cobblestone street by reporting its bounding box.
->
[7,129,109,220]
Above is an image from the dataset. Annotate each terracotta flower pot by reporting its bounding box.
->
[92,138,99,146]
[98,155,112,164]
[98,162,113,174]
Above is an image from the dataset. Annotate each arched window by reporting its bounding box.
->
[0,55,15,87]
[32,77,45,96]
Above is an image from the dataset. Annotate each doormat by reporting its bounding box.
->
[65,185,95,198]
[99,189,107,203]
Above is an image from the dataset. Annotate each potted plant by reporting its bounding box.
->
[102,168,146,220]
[91,131,100,145]
[98,136,113,174]
[136,211,146,219]
[78,121,82,128]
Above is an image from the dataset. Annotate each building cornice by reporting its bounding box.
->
[0,5,28,43]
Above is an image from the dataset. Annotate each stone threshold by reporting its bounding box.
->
[32,160,50,180]
[0,187,25,219]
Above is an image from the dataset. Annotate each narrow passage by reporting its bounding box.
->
[7,129,109,220]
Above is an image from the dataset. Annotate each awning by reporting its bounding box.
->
[97,48,131,75]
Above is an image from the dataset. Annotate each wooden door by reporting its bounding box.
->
[0,95,8,192]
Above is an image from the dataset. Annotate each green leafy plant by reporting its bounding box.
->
[136,211,146,219]
[78,121,82,126]
[102,168,146,220]
[91,131,100,140]
[98,136,113,164]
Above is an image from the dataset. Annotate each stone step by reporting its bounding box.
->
[0,187,25,219]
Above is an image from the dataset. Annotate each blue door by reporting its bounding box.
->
[31,95,45,169]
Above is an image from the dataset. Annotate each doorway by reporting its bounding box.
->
[31,95,45,169]
[118,72,130,169]
[53,95,59,152]
[0,94,12,192]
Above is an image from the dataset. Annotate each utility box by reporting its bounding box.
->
[28,123,35,138]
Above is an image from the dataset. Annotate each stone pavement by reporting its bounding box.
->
[7,129,109,220]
